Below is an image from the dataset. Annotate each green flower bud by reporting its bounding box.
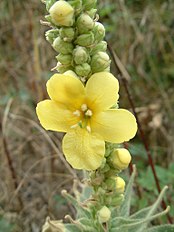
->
[90,41,107,55]
[73,46,89,64]
[42,217,65,232]
[53,37,74,54]
[76,13,94,34]
[75,32,94,47]
[98,206,111,223]
[75,63,91,76]
[82,0,97,11]
[63,70,78,78]
[56,62,73,73]
[110,148,132,170]
[110,194,124,207]
[105,177,116,191]
[59,27,75,42]
[49,0,74,26]
[45,29,59,44]
[86,9,97,19]
[93,22,105,42]
[91,52,110,73]
[115,177,125,194]
[56,54,72,65]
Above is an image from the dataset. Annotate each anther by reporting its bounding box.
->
[85,109,93,117]
[86,125,91,132]
[73,110,81,117]
[81,104,88,111]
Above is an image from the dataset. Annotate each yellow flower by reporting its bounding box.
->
[36,72,137,170]
[110,148,132,170]
[49,1,74,27]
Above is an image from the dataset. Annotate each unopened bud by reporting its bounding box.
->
[82,0,97,11]
[110,194,124,207]
[91,52,110,73]
[45,29,59,44]
[77,13,94,34]
[42,217,65,232]
[73,46,89,64]
[75,63,91,76]
[98,206,111,223]
[53,37,74,54]
[110,148,132,170]
[86,9,97,19]
[49,1,74,26]
[56,62,73,73]
[56,54,72,65]
[59,27,75,42]
[93,22,105,42]
[63,70,78,78]
[75,32,94,47]
[90,41,107,55]
[115,177,125,194]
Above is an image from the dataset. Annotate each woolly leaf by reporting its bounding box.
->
[120,165,136,217]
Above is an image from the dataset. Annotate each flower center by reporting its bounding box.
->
[71,104,93,132]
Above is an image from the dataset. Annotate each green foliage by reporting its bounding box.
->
[0,217,14,232]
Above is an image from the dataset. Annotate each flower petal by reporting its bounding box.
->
[36,100,78,132]
[91,109,137,143]
[47,74,85,110]
[85,72,119,112]
[62,128,105,170]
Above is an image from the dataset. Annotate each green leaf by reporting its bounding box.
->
[120,165,136,217]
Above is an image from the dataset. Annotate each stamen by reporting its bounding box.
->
[87,126,91,133]
[85,109,93,117]
[70,123,78,129]
[81,104,88,111]
[73,110,81,117]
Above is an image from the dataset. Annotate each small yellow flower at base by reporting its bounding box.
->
[36,71,137,170]
[115,177,126,194]
[111,148,132,170]
[49,1,74,27]
[98,206,111,223]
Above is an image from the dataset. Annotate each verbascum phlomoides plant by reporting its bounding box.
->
[37,0,174,231]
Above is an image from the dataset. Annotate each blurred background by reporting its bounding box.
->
[0,0,174,231]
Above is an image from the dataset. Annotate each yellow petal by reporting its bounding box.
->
[47,74,85,110]
[85,72,119,112]
[36,100,78,132]
[91,109,137,143]
[62,128,105,170]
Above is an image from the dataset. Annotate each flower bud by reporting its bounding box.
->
[98,206,111,223]
[82,0,97,11]
[42,217,65,232]
[115,177,125,194]
[49,1,74,26]
[110,148,132,170]
[53,37,74,54]
[56,54,72,65]
[59,27,75,42]
[90,41,107,55]
[86,9,97,19]
[63,70,78,78]
[73,46,89,64]
[110,194,124,207]
[93,22,105,42]
[45,29,59,44]
[91,52,110,73]
[76,13,94,34]
[75,32,94,47]
[75,63,91,76]
[105,177,116,191]
[56,62,73,73]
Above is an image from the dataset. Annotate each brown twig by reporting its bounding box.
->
[108,44,173,224]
